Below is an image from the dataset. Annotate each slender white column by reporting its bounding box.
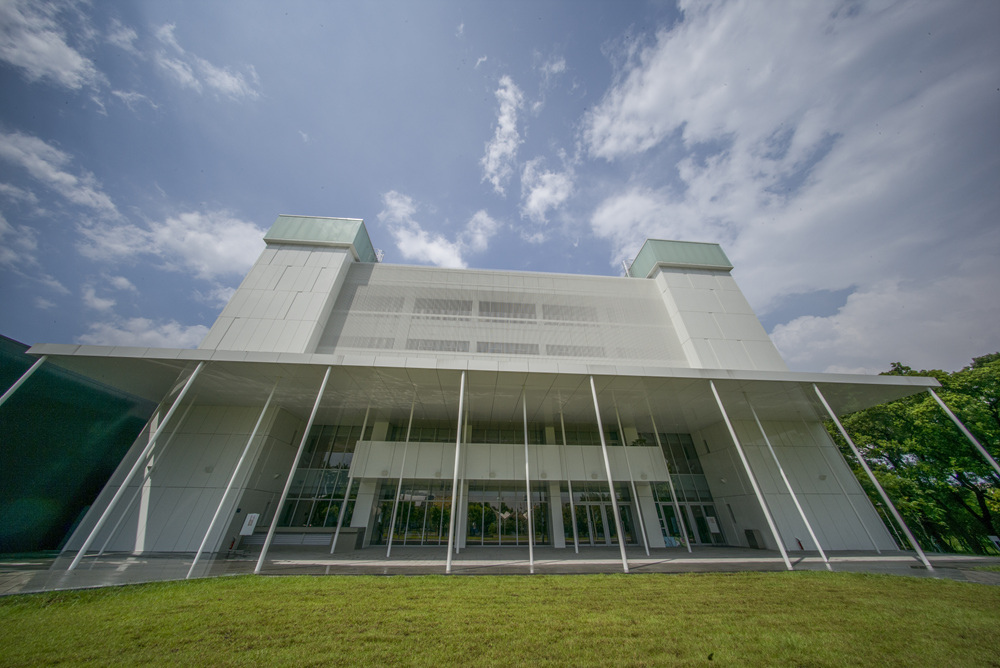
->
[0,355,47,408]
[710,380,793,570]
[590,376,629,573]
[560,410,579,553]
[928,388,1000,476]
[255,366,330,574]
[69,362,205,570]
[813,384,933,570]
[331,405,369,554]
[387,398,416,558]
[615,401,649,556]
[455,407,469,555]
[745,394,829,569]
[446,371,466,573]
[98,398,196,557]
[645,400,691,553]
[522,391,535,573]
[188,381,278,579]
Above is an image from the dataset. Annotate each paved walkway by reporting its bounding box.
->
[3,546,999,595]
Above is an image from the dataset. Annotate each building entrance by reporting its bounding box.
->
[574,502,637,546]
[655,502,726,546]
[465,482,549,546]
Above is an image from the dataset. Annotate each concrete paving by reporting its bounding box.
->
[2,546,999,595]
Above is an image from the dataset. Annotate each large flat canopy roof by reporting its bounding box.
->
[26,344,938,433]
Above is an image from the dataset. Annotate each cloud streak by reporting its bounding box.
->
[480,75,524,196]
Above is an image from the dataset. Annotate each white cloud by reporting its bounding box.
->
[106,18,137,54]
[298,130,309,143]
[0,0,99,90]
[194,284,236,308]
[541,56,566,78]
[378,191,500,268]
[456,23,464,38]
[771,269,1000,374]
[480,75,524,196]
[0,182,38,206]
[81,284,114,311]
[0,210,67,293]
[462,210,499,253]
[474,55,487,69]
[0,131,117,216]
[112,90,157,112]
[78,317,209,348]
[34,297,55,310]
[520,158,573,224]
[77,210,266,280]
[154,23,260,100]
[108,275,136,292]
[583,1,1000,371]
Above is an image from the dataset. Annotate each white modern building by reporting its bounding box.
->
[15,215,951,573]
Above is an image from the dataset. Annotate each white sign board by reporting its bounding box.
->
[706,516,720,534]
[240,513,260,536]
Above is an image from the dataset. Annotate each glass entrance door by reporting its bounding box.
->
[654,502,726,546]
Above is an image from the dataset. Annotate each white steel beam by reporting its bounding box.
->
[523,390,535,573]
[646,398,691,553]
[255,366,330,574]
[813,383,933,570]
[0,355,47,408]
[928,388,1000,477]
[590,376,629,573]
[188,381,277,579]
[386,398,416,558]
[745,394,830,569]
[446,371,466,574]
[69,361,205,570]
[710,380,793,571]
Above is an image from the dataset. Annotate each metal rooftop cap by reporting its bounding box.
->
[264,215,378,262]
[628,239,733,278]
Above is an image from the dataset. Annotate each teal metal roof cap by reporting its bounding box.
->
[264,215,377,262]
[629,239,733,278]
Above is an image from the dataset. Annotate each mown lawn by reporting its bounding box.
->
[1,571,997,666]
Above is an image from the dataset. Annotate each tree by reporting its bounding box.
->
[827,354,1000,554]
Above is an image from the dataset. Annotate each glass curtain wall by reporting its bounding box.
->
[465,483,549,546]
[559,482,638,546]
[370,480,452,546]
[278,423,370,528]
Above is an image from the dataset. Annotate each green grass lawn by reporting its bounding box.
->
[1,572,997,666]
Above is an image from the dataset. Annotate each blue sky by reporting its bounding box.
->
[0,0,997,374]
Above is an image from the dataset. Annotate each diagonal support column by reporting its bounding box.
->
[331,405,369,554]
[97,398,197,557]
[523,390,535,573]
[745,394,830,570]
[590,376,629,573]
[711,381,793,571]
[0,355,47,408]
[813,383,933,570]
[255,367,330,574]
[928,388,1000,477]
[646,398,691,553]
[69,361,205,570]
[559,408,580,554]
[387,397,416,558]
[615,399,649,556]
[446,371,466,574]
[188,381,278,579]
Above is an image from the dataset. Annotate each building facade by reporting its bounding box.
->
[22,216,942,570]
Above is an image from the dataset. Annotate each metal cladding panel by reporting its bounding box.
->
[316,263,689,367]
[629,239,733,278]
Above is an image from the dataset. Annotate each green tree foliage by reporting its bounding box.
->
[826,354,1000,554]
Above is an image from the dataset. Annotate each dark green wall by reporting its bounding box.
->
[0,336,156,553]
